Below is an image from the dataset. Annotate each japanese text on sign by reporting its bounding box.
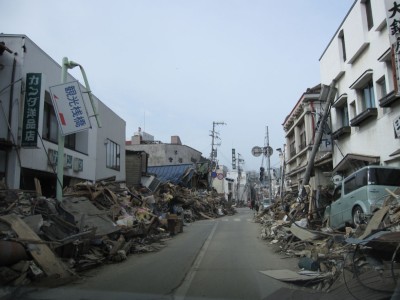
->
[385,1,400,95]
[21,73,42,147]
[49,81,91,136]
[386,1,400,46]
[64,85,87,128]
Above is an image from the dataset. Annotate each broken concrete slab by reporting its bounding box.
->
[259,269,330,283]
[59,197,119,237]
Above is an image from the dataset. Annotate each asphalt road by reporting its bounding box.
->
[27,207,300,300]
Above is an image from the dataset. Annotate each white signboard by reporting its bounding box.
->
[394,115,400,138]
[385,0,400,94]
[385,0,400,45]
[49,81,91,135]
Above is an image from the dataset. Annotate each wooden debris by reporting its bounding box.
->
[0,214,72,283]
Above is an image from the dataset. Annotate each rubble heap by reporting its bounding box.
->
[256,188,400,298]
[0,180,235,288]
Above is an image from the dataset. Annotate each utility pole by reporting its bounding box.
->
[265,126,273,199]
[277,146,286,210]
[209,121,225,187]
[236,153,244,203]
[209,121,225,168]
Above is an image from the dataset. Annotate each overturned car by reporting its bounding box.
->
[324,166,400,229]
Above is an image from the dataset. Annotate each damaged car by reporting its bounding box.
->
[324,166,400,230]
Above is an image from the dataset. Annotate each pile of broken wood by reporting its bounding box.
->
[0,180,235,288]
[256,188,400,299]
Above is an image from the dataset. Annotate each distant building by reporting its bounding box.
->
[0,34,126,195]
[126,130,202,167]
[282,85,333,192]
[225,170,250,204]
[211,164,228,195]
[320,0,400,178]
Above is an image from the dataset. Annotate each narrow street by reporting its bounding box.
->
[28,208,300,300]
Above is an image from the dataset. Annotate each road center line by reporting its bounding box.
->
[173,221,219,300]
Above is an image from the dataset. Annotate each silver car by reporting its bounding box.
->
[324,166,400,229]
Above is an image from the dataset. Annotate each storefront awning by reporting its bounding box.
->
[333,153,380,173]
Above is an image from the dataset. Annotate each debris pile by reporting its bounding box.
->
[256,188,400,298]
[0,180,235,288]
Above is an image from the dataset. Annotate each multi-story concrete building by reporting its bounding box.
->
[282,85,333,192]
[0,34,125,195]
[320,0,400,178]
[126,130,202,167]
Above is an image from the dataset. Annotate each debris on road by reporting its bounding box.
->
[255,188,400,298]
[0,179,236,288]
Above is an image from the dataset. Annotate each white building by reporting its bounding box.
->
[320,0,400,177]
[0,34,125,195]
[225,170,250,204]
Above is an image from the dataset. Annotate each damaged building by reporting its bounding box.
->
[126,130,209,189]
[282,84,333,193]
[0,34,126,196]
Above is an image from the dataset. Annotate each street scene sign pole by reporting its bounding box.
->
[56,57,68,202]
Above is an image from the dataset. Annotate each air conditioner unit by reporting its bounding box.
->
[64,154,73,169]
[73,157,83,172]
[48,149,58,166]
[141,175,161,192]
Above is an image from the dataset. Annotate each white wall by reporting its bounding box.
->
[319,1,400,170]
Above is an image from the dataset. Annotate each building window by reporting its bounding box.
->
[360,80,376,110]
[363,0,374,30]
[289,140,296,158]
[299,123,306,150]
[349,101,356,119]
[341,105,350,127]
[338,30,347,62]
[335,103,349,128]
[377,77,387,99]
[42,101,58,143]
[106,139,120,170]
[42,97,76,150]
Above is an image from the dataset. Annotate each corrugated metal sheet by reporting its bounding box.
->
[147,164,195,186]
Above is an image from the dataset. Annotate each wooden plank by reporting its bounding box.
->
[359,206,390,240]
[0,214,71,280]
[34,178,42,196]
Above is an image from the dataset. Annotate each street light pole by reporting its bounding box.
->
[56,57,69,202]
[56,58,101,202]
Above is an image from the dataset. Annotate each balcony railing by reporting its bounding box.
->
[331,126,351,140]
[350,108,377,127]
[379,91,400,107]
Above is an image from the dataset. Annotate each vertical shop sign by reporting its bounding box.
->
[21,73,42,147]
[385,0,400,94]
[232,148,236,169]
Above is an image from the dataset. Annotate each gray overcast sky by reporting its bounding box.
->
[1,0,355,171]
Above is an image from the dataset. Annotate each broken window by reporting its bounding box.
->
[106,139,120,171]
[42,93,76,150]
